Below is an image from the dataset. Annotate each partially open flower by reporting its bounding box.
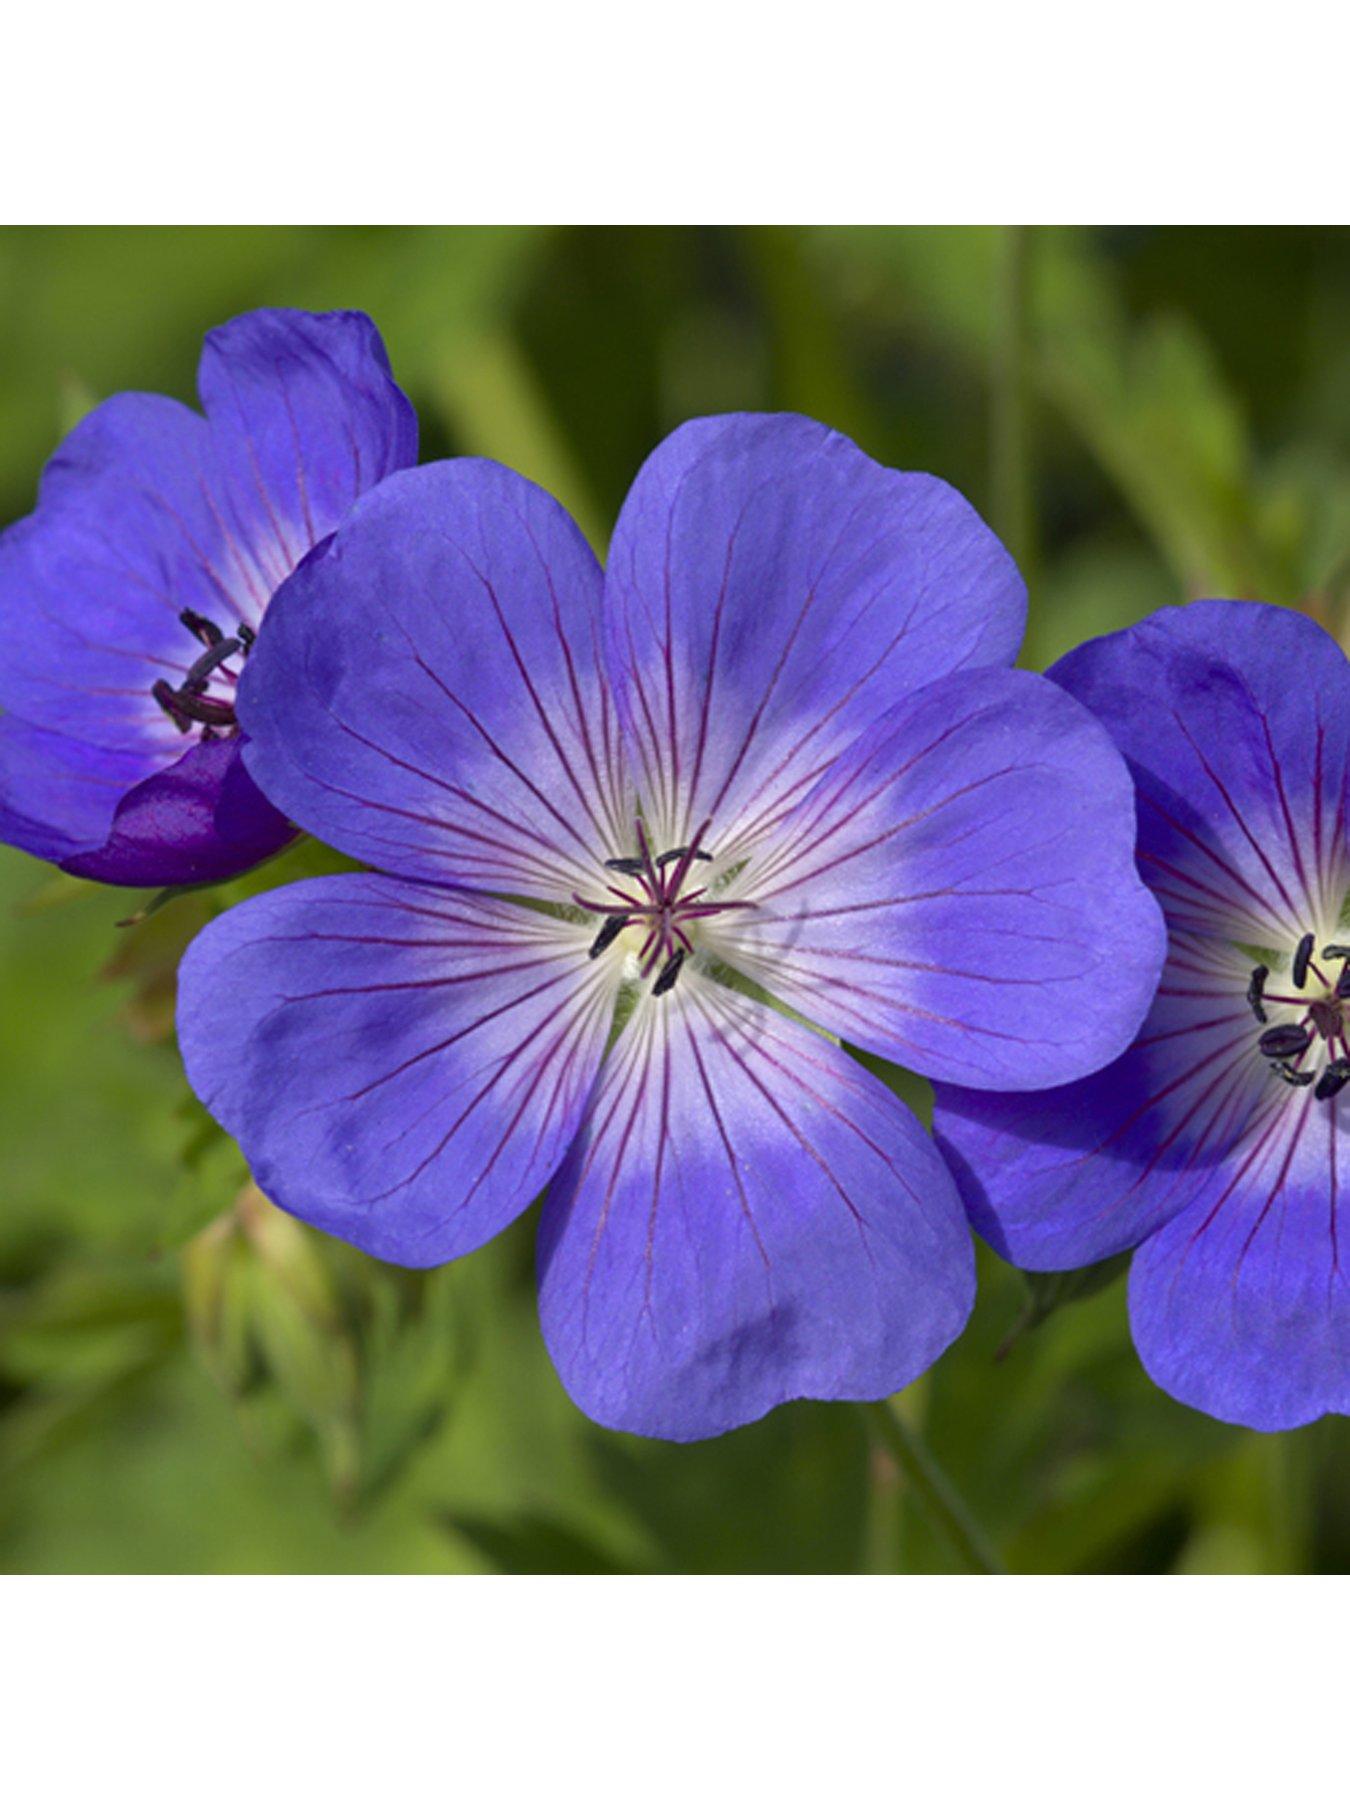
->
[0,308,417,887]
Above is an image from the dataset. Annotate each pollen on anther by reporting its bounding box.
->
[179,608,223,648]
[1273,1063,1316,1088]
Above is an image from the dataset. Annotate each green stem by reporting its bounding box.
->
[862,1436,904,1574]
[990,224,1035,582]
[1262,1429,1313,1574]
[867,1397,1005,1575]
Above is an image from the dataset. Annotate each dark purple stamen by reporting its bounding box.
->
[184,638,242,690]
[1246,964,1269,1023]
[179,608,224,648]
[588,913,630,960]
[1292,932,1315,989]
[153,611,253,738]
[151,680,239,733]
[652,948,686,995]
[1247,936,1350,1100]
[655,846,713,869]
[577,818,755,996]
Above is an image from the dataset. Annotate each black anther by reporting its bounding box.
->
[1316,1059,1350,1100]
[655,846,714,868]
[178,608,224,648]
[184,637,243,690]
[652,949,687,996]
[587,914,630,960]
[1258,1023,1312,1059]
[1337,966,1350,1000]
[1322,944,1350,960]
[152,679,194,734]
[156,611,246,737]
[236,623,256,649]
[152,685,237,729]
[1246,964,1269,1023]
[1293,932,1315,989]
[604,857,646,875]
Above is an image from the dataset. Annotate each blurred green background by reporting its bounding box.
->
[2,225,1348,1574]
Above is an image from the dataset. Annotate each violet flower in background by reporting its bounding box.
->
[178,416,1164,1439]
[936,602,1350,1431]
[0,308,417,887]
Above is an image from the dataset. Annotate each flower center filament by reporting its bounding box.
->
[1247,930,1350,1101]
[151,609,255,740]
[575,816,754,996]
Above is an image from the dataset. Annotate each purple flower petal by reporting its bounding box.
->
[933,933,1266,1267]
[0,396,236,750]
[177,875,619,1266]
[1052,601,1350,943]
[239,461,630,898]
[1129,1097,1350,1429]
[603,414,1025,857]
[62,734,295,887]
[197,308,418,592]
[721,666,1166,1091]
[0,712,160,863]
[536,975,974,1440]
[0,705,294,887]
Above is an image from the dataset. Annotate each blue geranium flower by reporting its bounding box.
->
[936,601,1350,1431]
[0,308,417,887]
[177,416,1164,1440]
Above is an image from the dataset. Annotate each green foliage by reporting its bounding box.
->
[181,1185,472,1512]
[1,225,1347,1573]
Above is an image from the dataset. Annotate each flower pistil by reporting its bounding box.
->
[575,815,755,995]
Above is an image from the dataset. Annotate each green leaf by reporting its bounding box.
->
[443,1511,640,1576]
